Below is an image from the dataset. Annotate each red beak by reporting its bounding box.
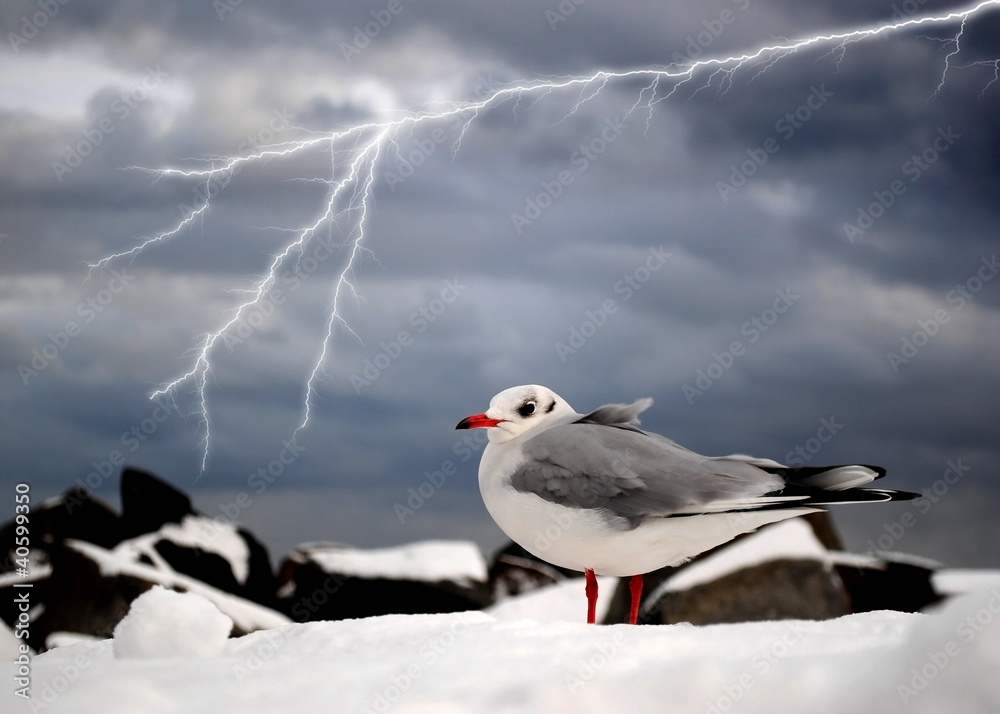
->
[455,413,504,429]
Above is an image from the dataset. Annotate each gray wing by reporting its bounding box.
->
[509,408,787,526]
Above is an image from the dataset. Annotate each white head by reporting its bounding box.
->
[455,384,579,444]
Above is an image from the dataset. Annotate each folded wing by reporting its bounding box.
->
[508,401,916,528]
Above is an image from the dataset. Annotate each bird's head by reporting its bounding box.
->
[455,384,577,444]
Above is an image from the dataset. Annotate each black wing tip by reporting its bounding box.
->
[867,487,920,502]
[804,486,921,505]
[761,484,919,507]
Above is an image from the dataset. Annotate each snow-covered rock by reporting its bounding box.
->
[68,540,289,634]
[298,540,487,584]
[276,540,490,620]
[0,467,280,652]
[649,519,831,596]
[113,469,277,606]
[112,514,269,597]
[603,519,940,625]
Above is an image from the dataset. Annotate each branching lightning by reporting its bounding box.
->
[90,1,1000,477]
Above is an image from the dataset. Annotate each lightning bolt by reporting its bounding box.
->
[91,1,1000,477]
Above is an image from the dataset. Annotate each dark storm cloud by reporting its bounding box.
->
[2,0,998,567]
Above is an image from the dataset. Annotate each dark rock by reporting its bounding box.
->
[640,558,852,625]
[0,488,126,649]
[153,540,242,594]
[120,467,195,539]
[0,487,122,571]
[836,556,942,614]
[237,527,281,609]
[281,566,483,621]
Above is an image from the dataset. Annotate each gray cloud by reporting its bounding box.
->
[2,0,998,567]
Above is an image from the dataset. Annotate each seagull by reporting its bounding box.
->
[456,385,917,625]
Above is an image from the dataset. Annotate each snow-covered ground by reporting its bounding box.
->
[5,572,1000,713]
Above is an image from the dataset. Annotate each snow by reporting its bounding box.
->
[112,586,233,659]
[5,581,1000,713]
[933,569,1000,597]
[7,523,1000,712]
[112,515,251,584]
[44,633,101,651]
[67,540,289,633]
[297,540,488,584]
[824,550,886,569]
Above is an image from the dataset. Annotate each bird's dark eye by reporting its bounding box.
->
[518,401,536,417]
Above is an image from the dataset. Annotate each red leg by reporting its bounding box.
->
[585,568,598,624]
[628,574,643,625]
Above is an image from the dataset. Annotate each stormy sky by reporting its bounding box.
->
[2,0,999,568]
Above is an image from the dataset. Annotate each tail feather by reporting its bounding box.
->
[759,463,888,490]
[774,485,918,505]
[670,484,916,519]
[757,463,918,504]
